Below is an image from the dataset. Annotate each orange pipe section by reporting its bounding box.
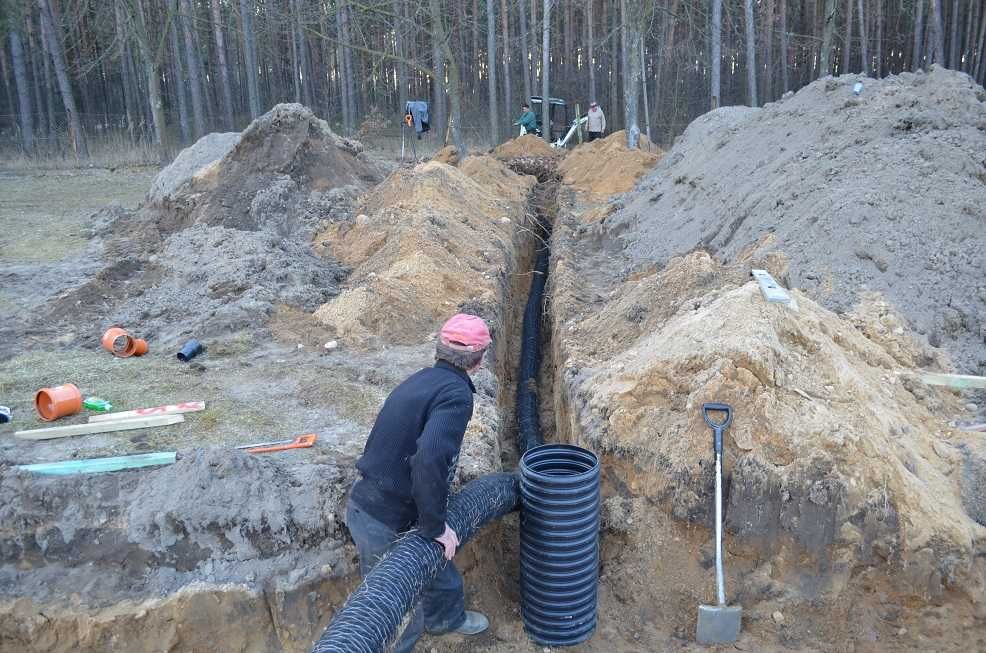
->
[35,383,83,421]
[100,328,148,357]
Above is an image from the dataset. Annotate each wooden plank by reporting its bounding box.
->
[16,452,177,475]
[915,372,986,390]
[15,414,185,440]
[88,401,205,423]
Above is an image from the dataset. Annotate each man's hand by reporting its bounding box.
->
[434,523,460,560]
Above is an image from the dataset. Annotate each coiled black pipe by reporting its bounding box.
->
[517,242,550,454]
[311,473,519,653]
[520,444,600,646]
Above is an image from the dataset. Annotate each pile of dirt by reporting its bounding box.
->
[493,133,565,160]
[431,145,460,165]
[312,157,536,347]
[547,210,986,647]
[0,448,358,650]
[45,104,381,346]
[558,130,662,198]
[609,66,986,373]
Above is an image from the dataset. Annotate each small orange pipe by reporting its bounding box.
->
[35,383,83,421]
[101,328,148,357]
[128,339,148,356]
[101,327,132,356]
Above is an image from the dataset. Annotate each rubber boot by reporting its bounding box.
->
[452,611,489,636]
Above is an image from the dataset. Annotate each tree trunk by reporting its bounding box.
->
[624,8,641,150]
[180,0,206,137]
[913,0,925,69]
[431,25,446,143]
[541,0,550,143]
[763,0,775,101]
[487,0,499,146]
[38,0,87,158]
[875,0,883,76]
[975,7,986,80]
[393,0,409,111]
[857,0,868,73]
[0,44,16,128]
[948,0,960,69]
[620,0,628,112]
[339,1,358,127]
[711,0,722,108]
[819,0,838,76]
[8,29,35,155]
[169,23,191,143]
[744,0,758,106]
[289,0,302,103]
[210,0,235,129]
[519,0,532,102]
[640,39,650,143]
[501,0,512,131]
[115,1,138,138]
[963,0,977,72]
[336,42,350,129]
[132,0,169,161]
[931,0,945,64]
[240,0,262,118]
[296,0,313,107]
[588,0,596,102]
[429,0,464,155]
[608,0,617,123]
[27,21,48,144]
[843,0,853,73]
[780,0,789,92]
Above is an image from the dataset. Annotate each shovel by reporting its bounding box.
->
[697,402,742,645]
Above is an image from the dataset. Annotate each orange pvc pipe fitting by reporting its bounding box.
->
[101,327,133,357]
[101,328,148,357]
[35,383,83,421]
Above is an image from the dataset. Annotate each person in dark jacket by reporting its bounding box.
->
[513,103,538,135]
[346,313,492,652]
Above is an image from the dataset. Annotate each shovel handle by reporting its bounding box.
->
[702,403,732,454]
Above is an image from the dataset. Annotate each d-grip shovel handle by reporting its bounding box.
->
[702,403,733,455]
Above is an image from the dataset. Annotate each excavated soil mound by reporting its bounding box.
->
[610,67,986,373]
[549,210,986,647]
[313,157,536,347]
[431,145,460,165]
[558,130,662,198]
[493,133,565,160]
[0,449,357,650]
[45,104,381,346]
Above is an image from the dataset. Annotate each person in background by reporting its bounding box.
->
[514,103,538,136]
[345,313,493,652]
[586,101,606,141]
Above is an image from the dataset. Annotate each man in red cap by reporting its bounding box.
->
[346,313,492,651]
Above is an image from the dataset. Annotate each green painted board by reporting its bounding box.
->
[16,451,177,476]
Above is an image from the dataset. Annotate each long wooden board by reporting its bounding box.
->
[15,414,185,440]
[17,452,177,475]
[88,401,205,423]
[915,372,986,390]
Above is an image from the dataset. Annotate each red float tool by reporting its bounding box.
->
[235,433,317,454]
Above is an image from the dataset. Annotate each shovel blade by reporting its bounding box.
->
[697,604,742,645]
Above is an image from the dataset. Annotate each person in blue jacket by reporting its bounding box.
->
[345,313,493,652]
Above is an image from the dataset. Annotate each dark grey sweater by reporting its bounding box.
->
[350,361,476,539]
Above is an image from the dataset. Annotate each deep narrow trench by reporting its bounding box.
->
[494,161,561,467]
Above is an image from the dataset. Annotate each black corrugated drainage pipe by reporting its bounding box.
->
[311,473,519,653]
[520,443,600,646]
[517,242,550,454]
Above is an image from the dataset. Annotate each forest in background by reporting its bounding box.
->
[1,0,985,163]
